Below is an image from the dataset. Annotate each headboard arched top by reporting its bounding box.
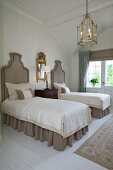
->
[1,52,29,101]
[51,60,65,89]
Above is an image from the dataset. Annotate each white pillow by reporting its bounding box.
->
[16,89,33,100]
[53,82,66,93]
[62,86,70,94]
[5,82,31,100]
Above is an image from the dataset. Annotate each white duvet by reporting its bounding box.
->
[1,97,91,138]
[59,92,111,110]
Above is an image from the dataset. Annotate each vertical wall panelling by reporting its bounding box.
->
[0,3,70,102]
[71,53,79,91]
[0,5,4,141]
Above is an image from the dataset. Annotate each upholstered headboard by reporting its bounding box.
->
[51,60,65,89]
[1,53,29,101]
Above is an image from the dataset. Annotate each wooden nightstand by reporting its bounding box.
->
[35,89,58,99]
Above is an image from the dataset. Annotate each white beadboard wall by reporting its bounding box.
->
[0,5,4,102]
[0,3,70,101]
[71,53,79,92]
[0,4,4,141]
[71,28,113,92]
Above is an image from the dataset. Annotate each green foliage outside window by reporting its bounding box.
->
[106,64,113,86]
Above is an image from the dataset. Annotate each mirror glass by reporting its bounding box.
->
[36,52,46,81]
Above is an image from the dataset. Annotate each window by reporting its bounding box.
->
[87,60,113,87]
[105,60,113,86]
[87,61,101,87]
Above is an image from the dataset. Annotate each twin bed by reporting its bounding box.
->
[1,53,110,151]
[58,92,110,118]
[1,53,91,151]
[51,60,111,118]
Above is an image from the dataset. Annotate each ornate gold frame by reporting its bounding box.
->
[36,52,46,81]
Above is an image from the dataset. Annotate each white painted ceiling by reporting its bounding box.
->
[1,0,113,55]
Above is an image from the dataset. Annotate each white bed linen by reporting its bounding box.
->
[59,92,111,110]
[1,97,91,138]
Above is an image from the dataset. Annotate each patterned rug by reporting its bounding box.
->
[75,117,113,170]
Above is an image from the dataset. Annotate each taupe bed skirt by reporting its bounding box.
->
[3,113,88,151]
[90,107,110,119]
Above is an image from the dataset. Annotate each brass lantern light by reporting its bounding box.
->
[77,0,97,46]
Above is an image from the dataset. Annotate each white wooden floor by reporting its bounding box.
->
[0,114,112,170]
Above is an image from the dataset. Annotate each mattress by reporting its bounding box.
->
[59,92,111,110]
[1,97,91,138]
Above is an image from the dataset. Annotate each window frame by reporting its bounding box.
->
[87,60,113,88]
[87,61,101,88]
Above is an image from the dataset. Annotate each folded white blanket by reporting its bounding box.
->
[1,97,91,138]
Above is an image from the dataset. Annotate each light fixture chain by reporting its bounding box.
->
[86,0,88,14]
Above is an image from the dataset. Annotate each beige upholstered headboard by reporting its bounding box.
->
[1,53,29,101]
[51,60,65,89]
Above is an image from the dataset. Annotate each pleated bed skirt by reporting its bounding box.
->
[90,107,110,118]
[3,113,88,151]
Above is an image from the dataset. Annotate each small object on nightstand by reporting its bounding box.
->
[35,89,58,99]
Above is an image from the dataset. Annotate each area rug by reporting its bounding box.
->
[75,117,113,170]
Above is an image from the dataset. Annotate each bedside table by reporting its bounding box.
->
[35,89,58,99]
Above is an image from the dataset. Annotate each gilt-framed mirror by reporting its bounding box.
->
[36,52,46,81]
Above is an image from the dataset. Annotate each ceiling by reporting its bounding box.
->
[1,0,113,55]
